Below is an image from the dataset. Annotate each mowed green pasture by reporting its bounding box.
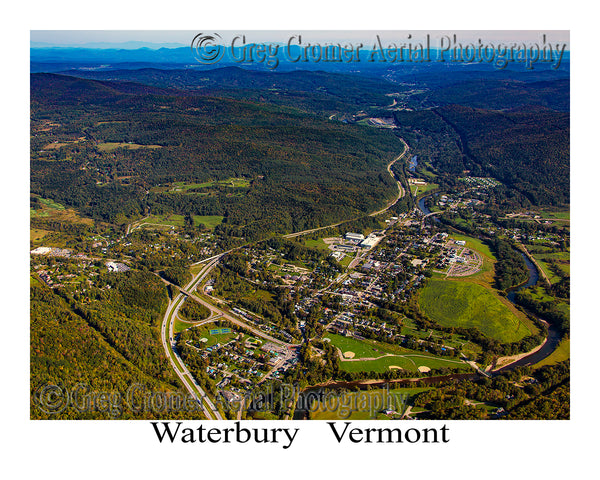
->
[338,354,469,374]
[418,279,532,343]
[193,215,224,229]
[325,333,399,358]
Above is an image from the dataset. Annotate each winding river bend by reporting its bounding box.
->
[417,194,431,215]
[416,194,562,371]
[495,252,561,372]
[293,195,564,418]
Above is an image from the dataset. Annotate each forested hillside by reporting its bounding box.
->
[54,66,401,114]
[436,105,569,206]
[393,104,569,208]
[30,272,202,419]
[31,73,403,239]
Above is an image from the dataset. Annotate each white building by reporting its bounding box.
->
[360,235,378,249]
[30,247,51,255]
[106,261,131,273]
[345,232,365,242]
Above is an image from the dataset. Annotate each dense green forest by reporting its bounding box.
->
[30,272,204,419]
[53,66,403,115]
[179,298,211,322]
[415,78,569,112]
[490,239,530,290]
[30,65,569,421]
[411,361,569,420]
[31,73,402,239]
[394,104,569,209]
[436,105,569,206]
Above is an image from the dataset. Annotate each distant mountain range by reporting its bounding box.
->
[31,41,187,49]
[31,45,570,76]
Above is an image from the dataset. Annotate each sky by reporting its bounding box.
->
[30,30,570,49]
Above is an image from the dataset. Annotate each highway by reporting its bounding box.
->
[369,138,409,217]
[160,258,225,420]
[159,253,302,419]
[168,280,296,348]
[285,138,409,239]
[156,137,410,418]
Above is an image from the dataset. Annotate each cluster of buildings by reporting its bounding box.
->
[106,261,130,273]
[30,246,73,257]
[344,232,382,250]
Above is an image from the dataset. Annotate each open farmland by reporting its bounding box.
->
[418,279,533,343]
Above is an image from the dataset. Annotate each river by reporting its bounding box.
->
[417,194,431,215]
[292,197,563,417]
[507,252,539,302]
[495,251,561,372]
[408,155,418,173]
[417,195,561,370]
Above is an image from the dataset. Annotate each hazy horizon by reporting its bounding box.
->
[31,30,570,50]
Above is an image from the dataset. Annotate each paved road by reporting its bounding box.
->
[178,288,295,347]
[160,259,224,420]
[369,138,409,217]
[157,137,410,416]
[284,138,409,239]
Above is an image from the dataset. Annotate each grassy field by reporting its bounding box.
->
[30,196,94,244]
[190,263,207,276]
[339,255,354,268]
[308,387,431,420]
[183,324,237,348]
[141,214,185,227]
[133,214,223,230]
[400,317,482,358]
[173,317,194,334]
[38,197,65,210]
[338,353,470,374]
[325,333,469,373]
[450,234,495,260]
[193,215,224,229]
[163,178,250,194]
[537,209,570,220]
[534,338,570,369]
[97,142,162,152]
[325,333,398,358]
[532,252,570,284]
[305,238,330,250]
[418,279,532,343]
[414,183,439,197]
[526,285,556,302]
[30,228,51,242]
